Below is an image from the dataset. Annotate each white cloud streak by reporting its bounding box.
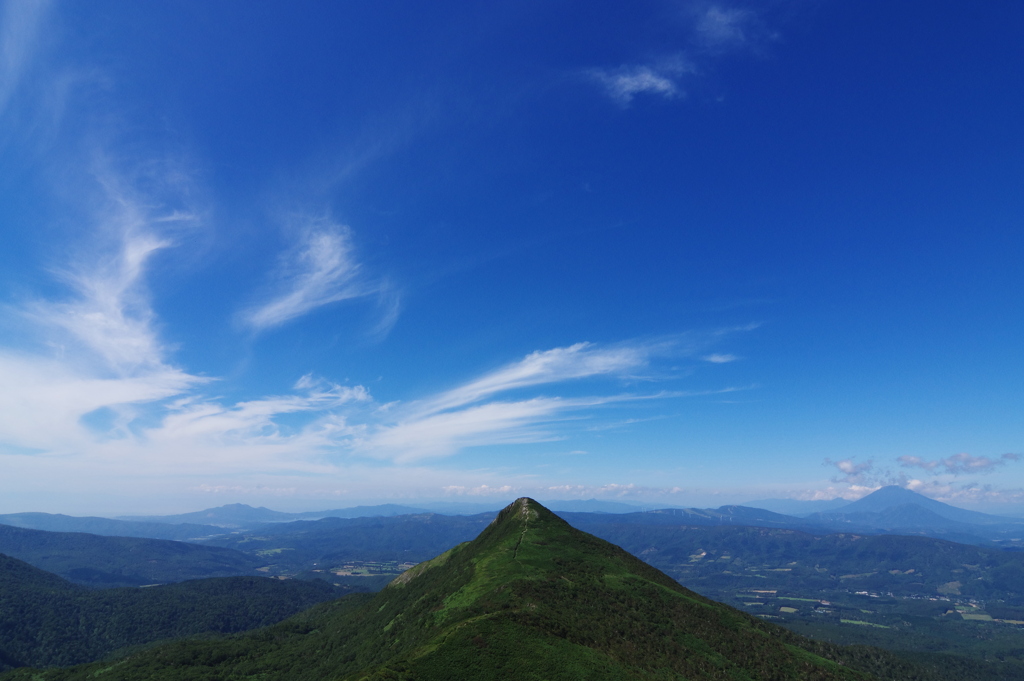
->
[420,342,650,415]
[0,152,744,497]
[702,353,738,363]
[151,378,369,448]
[694,5,755,51]
[586,4,772,107]
[0,353,196,451]
[358,394,661,464]
[0,163,209,449]
[35,233,170,373]
[1,158,717,477]
[241,222,390,331]
[0,0,51,118]
[588,59,693,105]
[353,340,701,463]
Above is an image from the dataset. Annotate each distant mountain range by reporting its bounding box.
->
[117,502,434,527]
[115,498,645,526]
[102,487,1024,539]
[800,487,1024,544]
[740,497,852,516]
[5,486,1023,602]
[6,486,1024,553]
[735,486,1024,545]
[4,499,913,681]
[811,485,1017,525]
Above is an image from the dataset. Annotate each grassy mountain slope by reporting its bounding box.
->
[0,524,263,587]
[5,499,872,681]
[0,553,342,671]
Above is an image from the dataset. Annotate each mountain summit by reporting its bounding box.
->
[829,486,1018,525]
[10,498,869,680]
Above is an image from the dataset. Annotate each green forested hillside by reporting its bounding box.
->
[3,499,875,681]
[0,524,263,586]
[0,553,341,670]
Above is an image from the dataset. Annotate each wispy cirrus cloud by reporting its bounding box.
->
[588,59,693,106]
[693,5,757,52]
[0,132,747,496]
[0,353,198,452]
[586,3,774,107]
[29,196,188,373]
[151,376,369,447]
[0,0,52,118]
[358,393,663,464]
[0,151,748,483]
[702,353,738,363]
[419,342,653,414]
[353,338,741,463]
[240,221,392,332]
[0,162,209,450]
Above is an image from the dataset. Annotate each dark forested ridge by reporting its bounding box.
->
[0,553,342,670]
[0,524,263,587]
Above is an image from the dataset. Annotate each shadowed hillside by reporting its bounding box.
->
[0,553,342,671]
[0,524,264,587]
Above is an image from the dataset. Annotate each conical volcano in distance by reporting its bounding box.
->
[9,498,869,680]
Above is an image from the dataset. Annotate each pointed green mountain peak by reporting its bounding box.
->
[487,497,556,529]
[388,497,571,592]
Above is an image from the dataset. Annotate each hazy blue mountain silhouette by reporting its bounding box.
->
[824,486,1021,525]
[740,497,851,516]
[119,503,298,527]
[120,503,432,527]
[0,524,263,587]
[0,512,225,540]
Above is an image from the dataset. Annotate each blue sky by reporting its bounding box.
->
[1,0,1022,515]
